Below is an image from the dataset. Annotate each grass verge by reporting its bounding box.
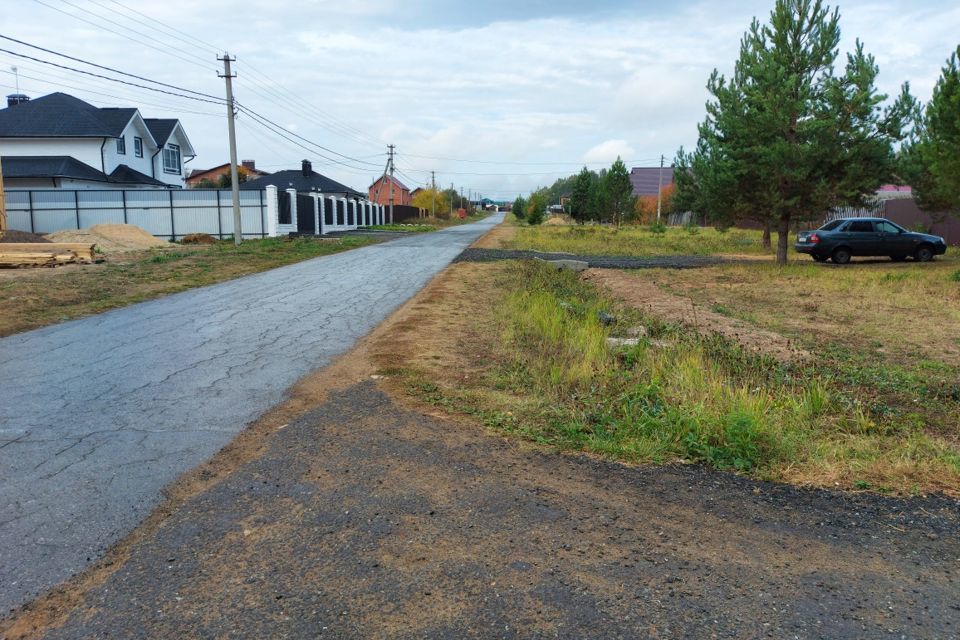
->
[374,260,960,495]
[504,223,774,257]
[0,235,381,337]
[367,224,438,233]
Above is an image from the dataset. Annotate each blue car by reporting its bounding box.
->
[794,217,948,264]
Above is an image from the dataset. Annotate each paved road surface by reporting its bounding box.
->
[0,214,501,614]
[32,383,960,639]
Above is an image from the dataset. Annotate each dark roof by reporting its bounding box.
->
[1,155,105,181]
[2,155,166,186]
[144,118,177,145]
[108,164,167,186]
[240,169,363,197]
[630,167,675,198]
[0,92,135,138]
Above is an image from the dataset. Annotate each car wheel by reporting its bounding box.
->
[812,254,827,262]
[890,255,907,262]
[914,245,934,262]
[831,248,851,265]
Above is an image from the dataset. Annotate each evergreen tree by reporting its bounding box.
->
[677,0,915,264]
[527,191,547,225]
[588,169,610,223]
[605,157,634,227]
[570,167,593,224]
[512,195,527,221]
[902,46,960,213]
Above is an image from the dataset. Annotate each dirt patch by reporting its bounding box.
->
[46,224,169,254]
[584,268,808,363]
[470,221,515,249]
[0,230,50,243]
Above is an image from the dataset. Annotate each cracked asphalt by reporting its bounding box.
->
[0,213,502,614]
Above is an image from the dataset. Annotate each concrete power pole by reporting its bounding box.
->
[387,144,395,224]
[450,183,454,216]
[0,156,7,235]
[218,53,242,245]
[431,170,436,219]
[656,154,665,224]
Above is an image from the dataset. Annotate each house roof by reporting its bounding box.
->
[0,92,137,138]
[188,162,270,181]
[240,169,363,197]
[1,155,166,186]
[630,167,675,198]
[144,118,178,146]
[370,175,410,192]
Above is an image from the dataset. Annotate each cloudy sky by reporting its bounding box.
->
[2,0,957,199]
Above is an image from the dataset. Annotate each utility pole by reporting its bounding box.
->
[431,170,436,219]
[0,156,6,235]
[656,154,665,224]
[218,53,242,245]
[450,183,454,216]
[387,144,395,224]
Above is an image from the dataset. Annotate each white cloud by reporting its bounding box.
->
[583,139,636,165]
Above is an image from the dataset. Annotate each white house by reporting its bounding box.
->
[0,92,196,189]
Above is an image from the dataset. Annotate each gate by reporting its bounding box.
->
[296,194,316,234]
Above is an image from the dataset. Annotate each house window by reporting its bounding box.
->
[116,137,126,155]
[162,144,181,174]
[134,137,143,158]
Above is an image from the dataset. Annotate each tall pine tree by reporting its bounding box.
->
[676,0,915,264]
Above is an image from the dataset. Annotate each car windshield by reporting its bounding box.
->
[819,220,845,231]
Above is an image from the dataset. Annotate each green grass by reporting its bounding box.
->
[367,224,438,233]
[395,260,960,494]
[0,235,382,337]
[504,224,773,257]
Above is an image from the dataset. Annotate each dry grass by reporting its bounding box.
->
[374,259,960,496]
[504,224,775,256]
[0,236,380,337]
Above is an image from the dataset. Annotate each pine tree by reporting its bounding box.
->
[512,195,527,221]
[570,167,593,224]
[605,157,634,227]
[902,46,960,213]
[676,0,915,264]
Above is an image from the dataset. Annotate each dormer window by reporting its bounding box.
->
[134,137,143,158]
[116,137,126,155]
[162,143,181,174]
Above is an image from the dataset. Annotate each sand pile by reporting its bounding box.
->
[46,224,169,253]
[544,215,570,226]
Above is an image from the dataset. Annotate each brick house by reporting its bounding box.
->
[186,160,268,187]
[368,175,411,206]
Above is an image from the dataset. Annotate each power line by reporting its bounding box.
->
[0,47,226,106]
[400,152,663,167]
[28,0,216,72]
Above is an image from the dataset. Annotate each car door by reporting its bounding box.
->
[875,220,907,255]
[844,219,880,255]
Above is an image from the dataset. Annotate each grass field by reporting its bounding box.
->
[375,257,960,496]
[504,223,775,256]
[0,235,380,337]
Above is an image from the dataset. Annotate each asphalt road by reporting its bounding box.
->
[0,213,502,614]
[32,382,960,639]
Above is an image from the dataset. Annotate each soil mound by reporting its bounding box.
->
[0,230,51,243]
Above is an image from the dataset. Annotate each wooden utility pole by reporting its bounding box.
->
[218,53,242,245]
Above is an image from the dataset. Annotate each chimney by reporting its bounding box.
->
[301,159,312,176]
[241,159,256,171]
[6,94,29,108]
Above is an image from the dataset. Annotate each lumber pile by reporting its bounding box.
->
[0,242,97,268]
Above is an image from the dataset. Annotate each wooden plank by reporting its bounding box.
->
[0,243,96,263]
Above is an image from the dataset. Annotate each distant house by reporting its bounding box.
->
[368,175,411,206]
[186,160,270,187]
[0,92,196,189]
[410,187,424,199]
[240,160,364,200]
[630,166,674,198]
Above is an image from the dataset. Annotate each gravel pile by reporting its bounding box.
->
[454,247,744,269]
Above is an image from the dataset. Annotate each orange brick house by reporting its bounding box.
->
[186,159,268,187]
[368,175,411,206]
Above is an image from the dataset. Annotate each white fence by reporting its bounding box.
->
[5,187,279,240]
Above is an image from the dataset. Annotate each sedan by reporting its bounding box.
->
[795,217,947,264]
